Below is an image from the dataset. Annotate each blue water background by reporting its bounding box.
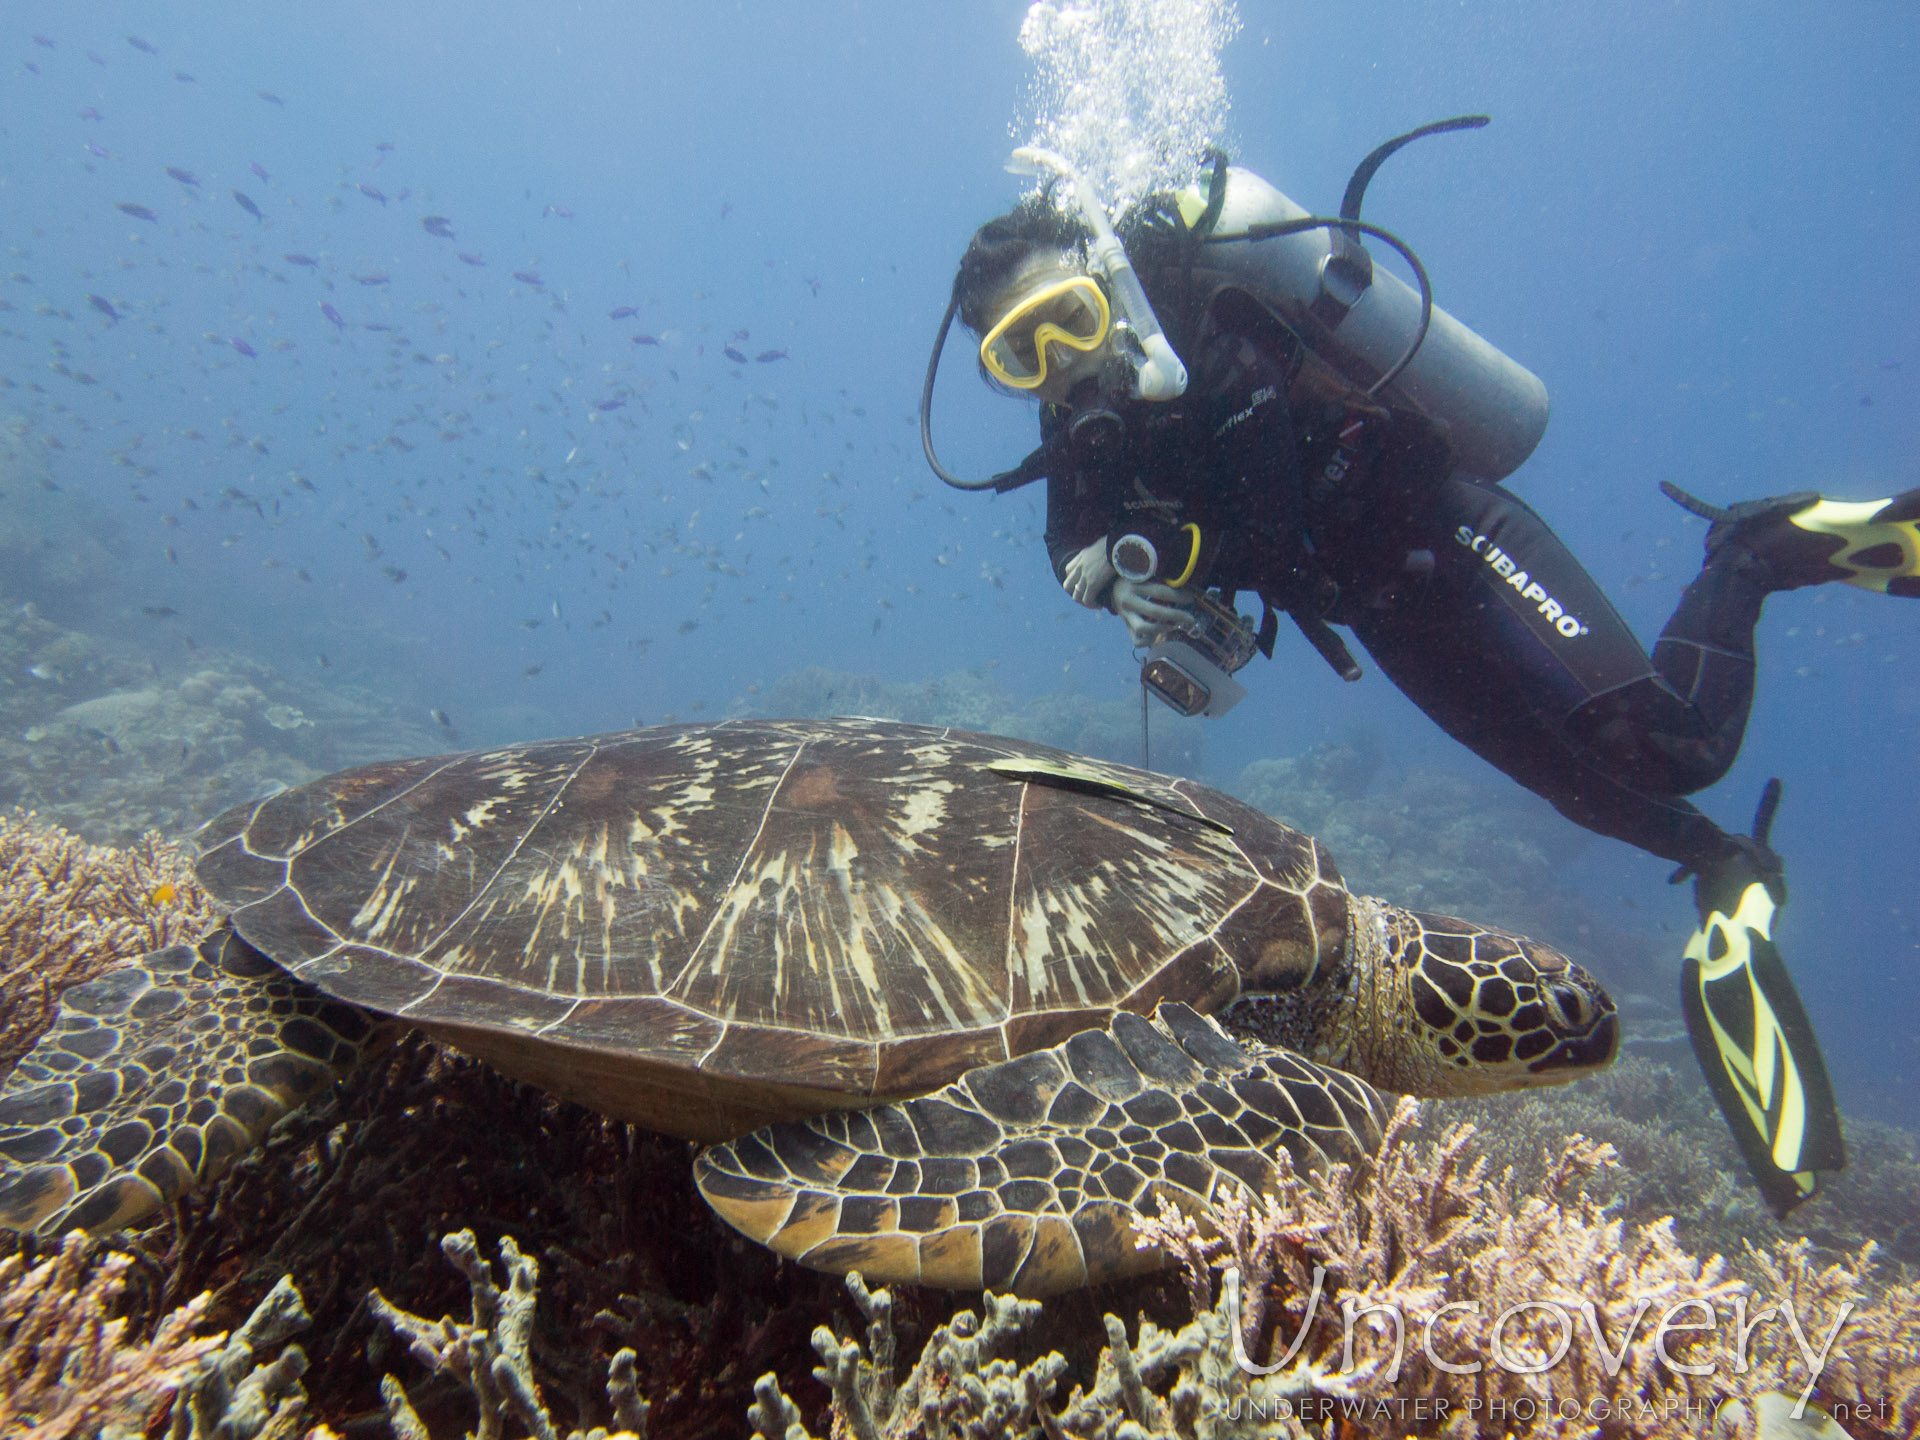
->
[1,3,1914,1124]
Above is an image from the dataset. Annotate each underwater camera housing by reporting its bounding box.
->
[1141,591,1258,718]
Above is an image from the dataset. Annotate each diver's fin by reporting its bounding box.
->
[1678,782,1844,1217]
[1662,480,1920,596]
[1784,491,1920,595]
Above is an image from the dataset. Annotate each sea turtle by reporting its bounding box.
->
[0,718,1618,1295]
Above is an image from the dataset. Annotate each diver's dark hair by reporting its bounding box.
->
[951,195,1088,335]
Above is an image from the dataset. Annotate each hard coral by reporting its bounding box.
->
[167,1275,323,1440]
[755,1099,1920,1439]
[1135,1102,1757,1437]
[0,813,215,1071]
[0,1231,217,1440]
[127,1036,865,1439]
[371,1230,649,1440]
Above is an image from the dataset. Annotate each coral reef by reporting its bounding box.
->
[167,1275,324,1440]
[1231,738,1661,978]
[0,599,439,844]
[371,1230,649,1440]
[0,1228,325,1440]
[93,1034,897,1439]
[0,430,125,613]
[0,813,216,1069]
[1436,1054,1920,1283]
[0,1231,218,1439]
[0,662,1912,1437]
[758,664,1202,773]
[753,1102,1918,1440]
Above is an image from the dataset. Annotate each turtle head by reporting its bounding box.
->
[1229,894,1618,1097]
[1356,896,1619,1096]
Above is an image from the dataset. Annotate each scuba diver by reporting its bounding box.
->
[919,122,1920,1218]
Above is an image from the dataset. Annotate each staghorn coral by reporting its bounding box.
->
[122,1034,867,1439]
[748,1264,1387,1439]
[166,1275,324,1440]
[370,1229,650,1440]
[0,1231,219,1439]
[1739,1241,1920,1440]
[752,1100,1920,1439]
[1134,1104,1762,1437]
[1436,1055,1920,1285]
[0,812,217,1070]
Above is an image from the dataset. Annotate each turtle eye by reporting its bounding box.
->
[1545,982,1592,1029]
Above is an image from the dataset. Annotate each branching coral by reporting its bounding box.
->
[751,1099,1920,1439]
[0,1231,217,1439]
[748,1264,1377,1440]
[1135,1102,1761,1437]
[0,812,215,1071]
[1438,1055,1920,1284]
[370,1228,651,1440]
[1740,1241,1920,1439]
[167,1275,323,1440]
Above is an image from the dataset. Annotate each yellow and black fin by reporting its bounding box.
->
[1663,480,1920,596]
[1786,492,1920,596]
[1679,782,1844,1217]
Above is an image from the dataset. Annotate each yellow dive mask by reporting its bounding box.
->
[978,275,1111,390]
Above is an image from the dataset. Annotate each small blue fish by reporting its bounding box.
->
[421,215,455,238]
[457,253,485,267]
[631,333,660,346]
[115,202,157,222]
[87,294,120,325]
[352,272,390,286]
[283,253,318,268]
[127,36,159,55]
[542,204,573,218]
[232,190,263,220]
[165,166,200,187]
[319,301,346,330]
[357,183,386,205]
[609,306,638,319]
[257,91,284,106]
[755,349,789,362]
[230,336,257,358]
[251,161,270,183]
[84,142,110,159]
[722,345,748,364]
[511,270,544,287]
[173,71,195,83]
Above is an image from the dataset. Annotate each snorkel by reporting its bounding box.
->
[1007,147,1188,402]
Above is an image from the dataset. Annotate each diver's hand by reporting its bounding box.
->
[1110,577,1195,645]
[1063,539,1117,608]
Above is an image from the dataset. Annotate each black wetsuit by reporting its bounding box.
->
[1042,283,1763,872]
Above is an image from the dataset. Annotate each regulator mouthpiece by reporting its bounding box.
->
[1008,147,1188,402]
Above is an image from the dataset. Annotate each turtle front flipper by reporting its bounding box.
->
[0,928,382,1236]
[694,1003,1387,1297]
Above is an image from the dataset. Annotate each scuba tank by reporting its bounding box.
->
[1183,162,1549,483]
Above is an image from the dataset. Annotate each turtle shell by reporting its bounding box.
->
[194,718,1354,1139]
